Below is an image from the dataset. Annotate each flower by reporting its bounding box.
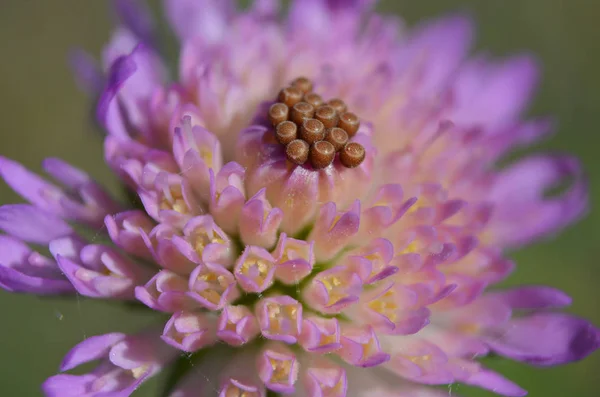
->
[1,0,598,396]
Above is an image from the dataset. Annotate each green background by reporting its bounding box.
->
[0,1,598,395]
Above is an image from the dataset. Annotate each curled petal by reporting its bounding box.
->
[360,281,430,335]
[0,235,73,294]
[234,246,276,293]
[273,233,314,285]
[239,188,283,248]
[309,201,361,261]
[135,270,197,312]
[303,266,362,314]
[162,311,217,352]
[217,305,260,346]
[188,262,239,310]
[339,326,390,367]
[105,211,155,259]
[487,155,587,247]
[485,313,600,366]
[256,344,299,394]
[256,295,303,344]
[0,204,72,244]
[209,162,246,234]
[304,360,347,397]
[299,316,342,354]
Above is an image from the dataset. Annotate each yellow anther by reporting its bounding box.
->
[159,186,190,214]
[225,386,257,397]
[241,259,270,284]
[319,332,338,347]
[197,272,230,304]
[200,148,213,166]
[328,215,342,232]
[368,290,398,323]
[400,240,419,254]
[320,276,345,305]
[269,358,291,383]
[131,364,149,379]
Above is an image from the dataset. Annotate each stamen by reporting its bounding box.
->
[310,141,335,169]
[315,105,339,129]
[291,76,313,93]
[327,98,347,114]
[340,142,366,168]
[304,92,324,108]
[300,119,325,144]
[275,121,298,145]
[324,127,348,152]
[266,77,367,169]
[278,87,303,107]
[269,103,289,127]
[338,112,360,137]
[291,102,315,125]
[285,139,309,165]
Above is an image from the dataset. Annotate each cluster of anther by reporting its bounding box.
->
[268,77,366,169]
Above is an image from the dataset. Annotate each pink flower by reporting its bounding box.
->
[0,1,597,396]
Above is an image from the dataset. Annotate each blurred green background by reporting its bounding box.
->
[0,0,598,396]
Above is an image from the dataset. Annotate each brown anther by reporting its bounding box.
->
[314,105,339,129]
[327,98,347,114]
[278,87,304,107]
[300,118,325,144]
[303,92,324,108]
[291,77,313,94]
[310,141,336,169]
[286,139,310,165]
[325,127,348,152]
[290,102,315,126]
[340,142,366,168]
[268,103,289,127]
[276,121,298,145]
[338,112,360,137]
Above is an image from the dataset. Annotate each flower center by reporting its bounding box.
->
[267,77,366,169]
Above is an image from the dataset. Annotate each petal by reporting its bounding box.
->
[0,156,61,213]
[0,204,72,244]
[486,313,600,366]
[164,0,233,41]
[0,265,73,295]
[494,286,572,310]
[400,14,474,94]
[113,0,156,45]
[463,369,527,397]
[42,374,97,397]
[60,333,126,371]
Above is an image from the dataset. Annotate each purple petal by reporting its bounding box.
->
[400,14,474,94]
[325,0,377,11]
[68,49,104,95]
[55,255,101,297]
[464,369,527,397]
[42,374,97,397]
[489,155,587,247]
[453,55,539,128]
[42,158,90,188]
[164,0,234,41]
[98,42,165,139]
[495,286,572,310]
[96,54,137,138]
[0,204,72,244]
[113,0,156,45]
[0,265,73,294]
[0,156,61,213]
[0,235,31,267]
[487,313,600,366]
[60,333,125,371]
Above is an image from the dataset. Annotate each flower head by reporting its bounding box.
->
[1,1,598,396]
